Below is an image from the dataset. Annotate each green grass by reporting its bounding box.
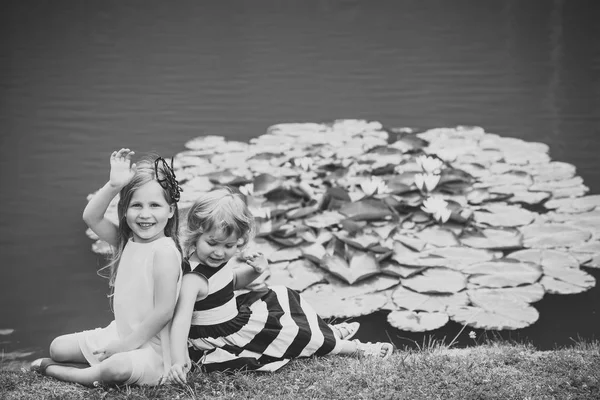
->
[2,341,599,399]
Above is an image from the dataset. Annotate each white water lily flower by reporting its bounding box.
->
[360,176,390,197]
[414,173,441,193]
[469,331,476,339]
[239,183,254,196]
[421,196,451,223]
[249,206,271,220]
[293,157,313,171]
[416,155,443,175]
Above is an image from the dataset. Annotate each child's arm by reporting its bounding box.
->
[232,251,268,291]
[82,148,137,247]
[93,246,180,360]
[167,274,209,384]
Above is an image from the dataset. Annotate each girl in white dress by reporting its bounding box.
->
[167,187,393,384]
[31,148,183,387]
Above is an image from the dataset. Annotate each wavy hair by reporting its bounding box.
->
[181,186,255,259]
[99,155,182,287]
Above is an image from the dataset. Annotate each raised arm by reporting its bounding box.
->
[168,273,209,384]
[82,148,137,247]
[232,251,268,290]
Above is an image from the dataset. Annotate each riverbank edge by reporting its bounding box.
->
[1,341,599,399]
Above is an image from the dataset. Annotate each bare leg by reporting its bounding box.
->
[44,353,133,387]
[49,333,89,364]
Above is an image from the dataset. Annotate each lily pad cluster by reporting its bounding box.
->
[86,120,599,332]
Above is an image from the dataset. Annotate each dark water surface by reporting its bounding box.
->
[1,0,599,358]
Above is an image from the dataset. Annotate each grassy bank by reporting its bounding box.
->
[1,341,599,399]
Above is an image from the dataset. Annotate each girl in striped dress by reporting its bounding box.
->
[167,187,393,384]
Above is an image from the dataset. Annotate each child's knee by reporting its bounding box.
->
[99,356,133,384]
[49,335,75,361]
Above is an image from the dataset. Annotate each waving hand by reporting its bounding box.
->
[109,148,137,188]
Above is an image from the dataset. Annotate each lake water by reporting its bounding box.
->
[1,0,599,359]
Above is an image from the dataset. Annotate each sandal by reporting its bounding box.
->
[330,322,360,340]
[30,358,88,375]
[353,340,394,360]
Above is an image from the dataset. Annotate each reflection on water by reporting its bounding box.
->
[0,0,598,358]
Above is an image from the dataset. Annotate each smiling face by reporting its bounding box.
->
[125,180,175,243]
[194,226,241,268]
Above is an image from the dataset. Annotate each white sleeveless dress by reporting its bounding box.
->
[78,237,182,385]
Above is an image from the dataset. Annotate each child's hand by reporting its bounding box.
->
[243,251,268,274]
[166,362,190,385]
[92,340,126,362]
[109,148,137,189]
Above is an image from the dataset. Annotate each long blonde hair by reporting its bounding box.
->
[181,186,255,259]
[99,156,182,287]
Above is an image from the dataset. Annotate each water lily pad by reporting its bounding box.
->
[268,247,303,263]
[380,260,428,278]
[529,161,576,182]
[334,231,381,250]
[304,210,345,229]
[338,198,393,221]
[529,176,584,191]
[540,266,596,294]
[92,240,112,255]
[463,259,542,288]
[393,234,427,252]
[253,173,284,195]
[480,170,534,188]
[286,204,320,220]
[317,253,380,285]
[448,296,539,330]
[424,246,500,271]
[506,190,551,205]
[460,227,523,250]
[402,267,467,294]
[414,225,460,248]
[387,310,450,332]
[520,223,592,249]
[302,283,390,319]
[508,249,580,269]
[544,194,600,213]
[473,204,536,227]
[466,283,544,304]
[265,259,326,292]
[391,286,469,312]
[184,135,226,150]
[369,223,397,240]
[548,185,589,199]
[391,242,447,268]
[570,241,600,268]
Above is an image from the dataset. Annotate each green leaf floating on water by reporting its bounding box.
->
[401,267,467,294]
[463,259,542,288]
[519,223,592,249]
[460,227,523,250]
[508,249,580,270]
[544,194,600,213]
[473,204,536,228]
[338,198,394,221]
[325,250,381,285]
[466,283,545,304]
[85,122,600,332]
[387,310,450,332]
[448,294,539,330]
[391,286,469,312]
[264,258,326,292]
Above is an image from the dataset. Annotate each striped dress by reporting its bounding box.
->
[183,258,342,372]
